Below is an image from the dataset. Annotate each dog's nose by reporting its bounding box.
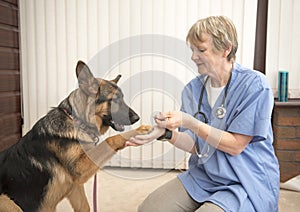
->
[129,109,140,124]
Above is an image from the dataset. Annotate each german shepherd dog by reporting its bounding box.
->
[0,61,151,211]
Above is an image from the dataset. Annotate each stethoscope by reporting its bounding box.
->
[193,72,232,121]
[193,72,232,158]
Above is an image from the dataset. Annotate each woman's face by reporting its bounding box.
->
[190,32,226,77]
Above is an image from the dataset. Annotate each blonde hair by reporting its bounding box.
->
[186,16,238,62]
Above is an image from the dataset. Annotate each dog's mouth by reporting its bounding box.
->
[109,120,125,132]
[102,112,140,132]
[102,115,127,132]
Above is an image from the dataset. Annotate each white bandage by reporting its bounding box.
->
[82,141,116,168]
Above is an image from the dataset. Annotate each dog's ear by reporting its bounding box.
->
[76,60,98,95]
[111,74,122,84]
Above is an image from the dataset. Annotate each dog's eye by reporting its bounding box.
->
[96,95,110,104]
[112,98,122,104]
[111,92,123,104]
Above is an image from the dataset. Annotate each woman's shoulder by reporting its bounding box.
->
[233,63,270,89]
[234,63,263,76]
[184,75,203,90]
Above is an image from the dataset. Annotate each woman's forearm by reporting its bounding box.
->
[169,130,196,153]
[195,121,252,156]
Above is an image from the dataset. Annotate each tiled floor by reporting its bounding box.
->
[57,168,300,212]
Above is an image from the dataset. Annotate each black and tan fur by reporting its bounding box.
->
[0,61,151,211]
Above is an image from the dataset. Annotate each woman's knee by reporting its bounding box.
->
[138,191,165,212]
[138,179,176,212]
[138,177,200,212]
[195,202,224,212]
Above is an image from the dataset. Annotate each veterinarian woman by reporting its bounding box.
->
[127,16,280,212]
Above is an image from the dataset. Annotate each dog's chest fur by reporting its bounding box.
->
[0,109,92,211]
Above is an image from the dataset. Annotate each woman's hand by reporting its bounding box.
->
[125,126,165,147]
[155,111,199,132]
[154,111,183,130]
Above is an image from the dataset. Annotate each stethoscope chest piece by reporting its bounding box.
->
[196,72,232,121]
[215,105,226,119]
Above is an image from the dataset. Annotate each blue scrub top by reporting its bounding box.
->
[178,63,280,212]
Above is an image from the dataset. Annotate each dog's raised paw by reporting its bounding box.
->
[136,125,153,135]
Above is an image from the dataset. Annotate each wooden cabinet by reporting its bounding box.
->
[272,100,300,182]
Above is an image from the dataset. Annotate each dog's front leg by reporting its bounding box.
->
[67,184,90,212]
[105,125,153,151]
[84,125,152,167]
[75,125,153,182]
[0,195,22,212]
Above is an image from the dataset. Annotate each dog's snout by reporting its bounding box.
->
[129,109,140,124]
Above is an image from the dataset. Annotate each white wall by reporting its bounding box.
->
[19,0,258,169]
[266,0,300,98]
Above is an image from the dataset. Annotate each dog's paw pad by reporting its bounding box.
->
[136,125,153,134]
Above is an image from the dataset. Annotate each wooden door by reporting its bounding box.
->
[0,0,21,151]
